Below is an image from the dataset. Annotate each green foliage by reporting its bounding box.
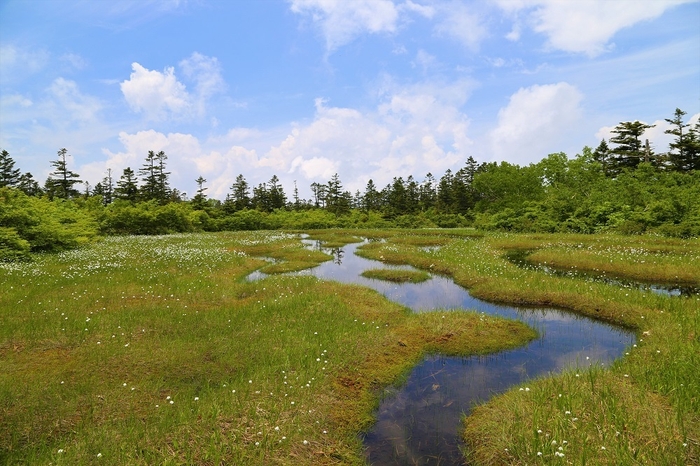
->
[472,162,545,213]
[0,227,31,261]
[99,200,201,235]
[0,187,98,255]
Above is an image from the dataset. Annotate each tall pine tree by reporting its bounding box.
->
[609,121,655,173]
[0,150,21,188]
[45,148,82,199]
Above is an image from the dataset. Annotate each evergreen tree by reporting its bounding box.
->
[92,181,105,199]
[452,157,479,213]
[17,172,42,196]
[0,150,21,188]
[139,150,171,203]
[386,177,407,217]
[592,139,612,176]
[156,151,171,201]
[363,179,380,212]
[419,173,436,211]
[267,175,287,210]
[45,148,82,199]
[98,168,115,205]
[139,150,158,200]
[664,108,690,171]
[325,173,349,216]
[310,182,327,208]
[292,180,302,210]
[352,190,363,210]
[437,169,454,212]
[225,174,251,212]
[252,182,270,211]
[192,176,208,210]
[683,121,700,171]
[405,175,419,214]
[609,121,655,173]
[115,167,139,201]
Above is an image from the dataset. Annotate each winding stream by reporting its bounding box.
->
[249,239,635,465]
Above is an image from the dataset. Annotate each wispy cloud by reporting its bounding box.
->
[494,0,694,56]
[289,0,401,51]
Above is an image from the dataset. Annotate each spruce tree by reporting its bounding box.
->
[192,176,208,210]
[664,108,690,171]
[226,174,251,212]
[418,173,436,211]
[363,179,380,212]
[96,168,115,204]
[609,121,655,173]
[0,150,21,188]
[437,169,454,212]
[138,151,171,203]
[267,175,286,210]
[45,148,82,199]
[252,183,270,211]
[115,167,139,201]
[683,121,700,171]
[592,139,612,176]
[18,172,42,196]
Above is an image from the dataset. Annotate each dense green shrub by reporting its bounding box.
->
[0,187,98,256]
[100,200,201,235]
[0,227,31,261]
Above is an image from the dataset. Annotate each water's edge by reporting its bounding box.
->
[248,239,635,466]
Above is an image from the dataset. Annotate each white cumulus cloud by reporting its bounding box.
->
[120,53,224,120]
[490,82,584,165]
[120,63,190,119]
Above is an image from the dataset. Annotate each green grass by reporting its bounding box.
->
[351,230,699,464]
[0,231,535,465]
[360,268,431,283]
[3,230,697,464]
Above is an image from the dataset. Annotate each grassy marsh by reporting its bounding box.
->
[360,268,431,283]
[0,231,534,465]
[351,230,699,464]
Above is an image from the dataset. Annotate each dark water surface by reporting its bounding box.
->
[250,240,635,465]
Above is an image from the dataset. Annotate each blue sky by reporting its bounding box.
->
[1,0,698,200]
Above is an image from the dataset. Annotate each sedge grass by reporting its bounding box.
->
[352,230,699,464]
[0,231,535,465]
[360,268,431,283]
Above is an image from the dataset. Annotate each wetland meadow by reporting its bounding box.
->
[1,230,698,465]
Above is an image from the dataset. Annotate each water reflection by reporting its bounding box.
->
[504,249,699,297]
[248,240,635,466]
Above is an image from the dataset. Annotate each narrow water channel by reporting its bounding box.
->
[250,240,635,465]
[503,249,699,297]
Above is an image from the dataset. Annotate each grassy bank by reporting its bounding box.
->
[360,268,431,283]
[0,231,535,465]
[353,230,699,464]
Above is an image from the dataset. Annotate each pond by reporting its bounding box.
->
[249,239,635,465]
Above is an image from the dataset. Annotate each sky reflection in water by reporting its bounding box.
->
[250,240,635,466]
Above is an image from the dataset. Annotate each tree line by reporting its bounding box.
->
[2,108,699,259]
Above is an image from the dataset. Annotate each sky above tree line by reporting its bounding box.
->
[1,0,698,200]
